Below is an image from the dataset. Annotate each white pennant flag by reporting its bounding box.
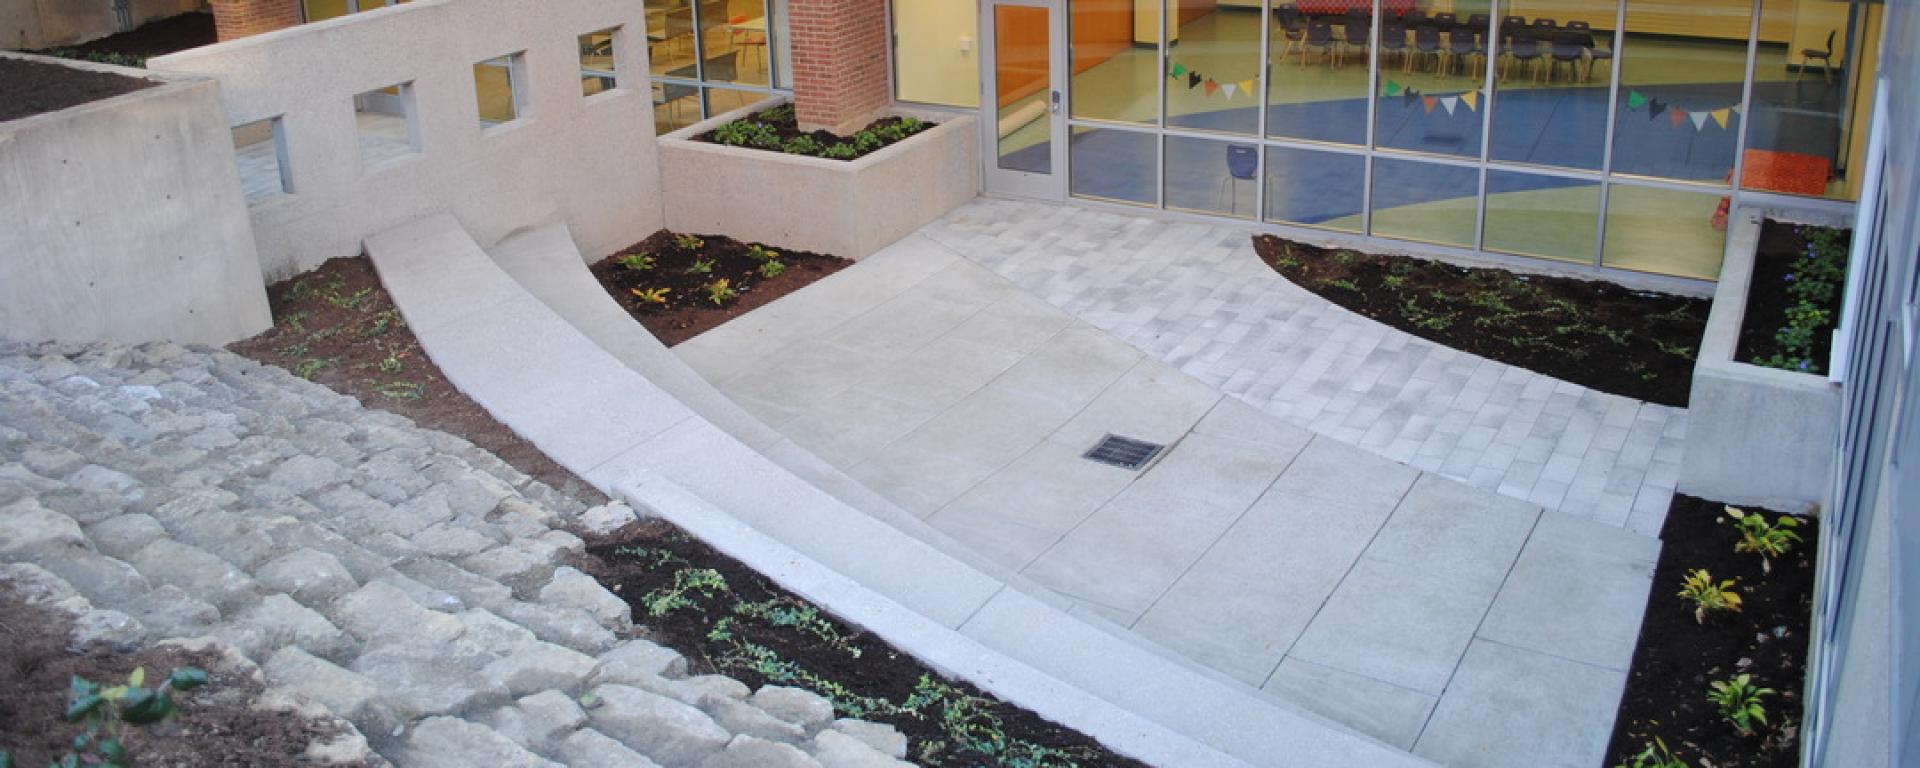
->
[1223,83,1238,99]
[1689,111,1711,130]
[1441,96,1458,115]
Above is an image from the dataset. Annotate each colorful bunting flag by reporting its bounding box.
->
[1421,96,1437,113]
[1647,99,1667,120]
[1170,63,1188,78]
[1690,111,1711,130]
[1670,109,1688,128]
[1222,82,1238,99]
[1441,96,1458,115]
[1238,79,1254,96]
[1627,90,1648,110]
[1385,79,1405,97]
[1460,90,1478,110]
[1188,72,1202,89]
[1710,108,1731,129]
[1204,78,1219,96]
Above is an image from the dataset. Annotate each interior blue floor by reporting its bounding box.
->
[1022,78,1841,225]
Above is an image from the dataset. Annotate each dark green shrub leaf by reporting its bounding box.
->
[167,667,209,691]
[63,693,105,723]
[97,738,126,764]
[120,688,174,725]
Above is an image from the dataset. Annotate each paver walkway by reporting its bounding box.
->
[677,236,1661,766]
[0,341,919,768]
[916,198,1689,537]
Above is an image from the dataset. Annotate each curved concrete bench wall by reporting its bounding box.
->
[365,213,1433,768]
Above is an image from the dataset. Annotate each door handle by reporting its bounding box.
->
[1050,90,1061,113]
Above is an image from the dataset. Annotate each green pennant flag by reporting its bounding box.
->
[1171,63,1188,78]
[1384,80,1404,97]
[1626,90,1648,110]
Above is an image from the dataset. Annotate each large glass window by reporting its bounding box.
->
[894,0,981,107]
[1608,0,1750,183]
[1072,126,1157,205]
[1166,135,1258,217]
[1740,0,1872,199]
[1370,157,1480,247]
[1070,0,1156,125]
[647,0,789,133]
[1265,145,1364,232]
[1487,0,1615,170]
[1600,183,1726,279]
[1373,1,1492,157]
[1483,170,1600,262]
[1266,1,1367,145]
[1165,1,1260,135]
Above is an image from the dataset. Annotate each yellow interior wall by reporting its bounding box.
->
[304,0,351,21]
[895,0,981,107]
[1844,3,1880,201]
[1786,0,1850,67]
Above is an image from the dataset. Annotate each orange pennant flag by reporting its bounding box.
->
[1460,90,1479,110]
[1710,108,1731,128]
[1422,96,1437,113]
[1204,78,1219,96]
[1669,109,1688,128]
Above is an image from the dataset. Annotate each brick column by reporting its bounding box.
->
[209,0,303,41]
[788,0,891,135]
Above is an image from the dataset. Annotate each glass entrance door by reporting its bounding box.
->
[981,0,1064,199]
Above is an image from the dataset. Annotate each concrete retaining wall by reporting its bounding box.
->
[0,0,202,50]
[149,0,663,280]
[658,98,979,261]
[0,52,271,347]
[1679,209,1843,513]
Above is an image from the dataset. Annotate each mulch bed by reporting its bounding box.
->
[591,230,852,347]
[39,11,216,66]
[1605,494,1817,768]
[576,521,1152,768]
[693,103,935,161]
[0,57,156,123]
[0,590,358,767]
[227,257,605,504]
[1253,235,1711,407]
[1735,220,1848,375]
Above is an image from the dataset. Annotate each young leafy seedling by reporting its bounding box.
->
[1676,568,1743,623]
[1707,674,1774,737]
[1725,506,1802,573]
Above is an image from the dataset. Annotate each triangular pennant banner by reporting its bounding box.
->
[1670,109,1688,128]
[1204,78,1219,96]
[1403,88,1419,107]
[1222,82,1238,99]
[1733,104,1744,115]
[1710,108,1731,129]
[1441,96,1458,114]
[1689,111,1711,130]
[1170,63,1187,77]
[1188,72,1202,89]
[1460,90,1478,111]
[1238,79,1254,96]
[1422,96,1437,113]
[1627,90,1648,110]
[1647,99,1667,120]
[1385,80,1404,97]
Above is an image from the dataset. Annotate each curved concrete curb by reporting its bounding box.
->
[365,213,1435,768]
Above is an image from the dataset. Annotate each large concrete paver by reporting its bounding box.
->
[916,197,1688,536]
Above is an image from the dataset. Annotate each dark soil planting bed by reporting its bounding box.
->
[1737,221,1850,375]
[1606,494,1817,768]
[592,230,852,346]
[0,590,357,767]
[694,102,935,161]
[577,521,1150,768]
[1254,235,1710,407]
[32,11,216,67]
[0,57,155,123]
[229,257,602,503]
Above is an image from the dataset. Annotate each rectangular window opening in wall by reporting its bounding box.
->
[581,28,621,97]
[476,53,529,128]
[231,117,292,204]
[644,0,789,134]
[353,82,420,171]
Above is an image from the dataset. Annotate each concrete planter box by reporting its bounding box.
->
[1679,209,1844,513]
[658,98,979,261]
[1,53,270,347]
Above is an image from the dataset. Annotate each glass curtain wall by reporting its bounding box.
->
[646,0,790,134]
[893,0,1878,282]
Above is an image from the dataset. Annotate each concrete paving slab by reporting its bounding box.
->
[1262,658,1437,751]
[842,444,1000,518]
[851,334,1029,411]
[776,388,938,469]
[1477,512,1660,671]
[891,386,1081,469]
[926,504,1063,573]
[1021,493,1243,616]
[1268,437,1421,510]
[936,439,1138,536]
[1194,397,1318,455]
[825,288,988,360]
[721,340,882,406]
[988,325,1143,411]
[944,291,1077,355]
[1048,359,1224,450]
[1109,433,1294,517]
[1413,640,1628,768]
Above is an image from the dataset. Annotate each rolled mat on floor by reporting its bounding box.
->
[998,99,1048,139]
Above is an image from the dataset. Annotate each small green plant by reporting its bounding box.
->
[685,258,715,275]
[673,233,706,250]
[326,287,375,310]
[706,278,738,305]
[1333,249,1357,265]
[374,381,425,401]
[782,135,825,155]
[640,568,730,617]
[630,286,671,305]
[1707,674,1774,736]
[759,103,796,123]
[852,130,883,153]
[1326,278,1361,293]
[873,123,906,142]
[614,544,687,570]
[743,244,774,262]
[56,666,210,768]
[713,119,778,148]
[1614,737,1691,768]
[733,597,860,657]
[616,252,656,272]
[1275,257,1302,271]
[355,312,396,339]
[376,354,403,374]
[759,259,787,279]
[1383,274,1409,290]
[1677,568,1743,623]
[1725,506,1803,573]
[294,357,335,380]
[820,143,858,160]
[1758,225,1849,375]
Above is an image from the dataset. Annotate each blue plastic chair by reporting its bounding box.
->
[1221,145,1258,215]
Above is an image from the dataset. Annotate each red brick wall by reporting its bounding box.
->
[788,0,891,135]
[210,0,303,41]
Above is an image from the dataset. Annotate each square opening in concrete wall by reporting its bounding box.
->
[580,28,620,97]
[475,53,529,128]
[352,82,420,171]
[231,117,292,204]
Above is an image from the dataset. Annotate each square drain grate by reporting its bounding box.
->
[1082,434,1165,471]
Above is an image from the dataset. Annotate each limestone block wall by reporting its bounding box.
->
[0,53,271,347]
[0,0,203,50]
[150,0,665,280]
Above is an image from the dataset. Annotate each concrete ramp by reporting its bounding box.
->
[364,214,1434,768]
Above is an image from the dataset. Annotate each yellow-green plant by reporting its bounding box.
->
[1707,674,1774,736]
[1725,506,1803,573]
[1614,737,1690,768]
[759,259,786,279]
[746,244,779,262]
[673,233,705,250]
[685,258,715,275]
[56,665,210,768]
[616,253,656,272]
[706,278,738,305]
[1676,569,1742,623]
[630,286,670,305]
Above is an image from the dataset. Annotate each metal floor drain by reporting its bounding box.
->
[1082,434,1165,471]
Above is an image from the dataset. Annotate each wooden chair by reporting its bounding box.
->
[1799,29,1836,83]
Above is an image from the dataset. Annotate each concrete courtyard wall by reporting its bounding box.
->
[150,0,664,281]
[658,98,979,262]
[1678,209,1843,513]
[0,53,271,347]
[0,0,203,49]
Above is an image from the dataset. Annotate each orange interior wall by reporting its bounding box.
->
[1178,0,1217,25]
[992,0,1217,108]
[994,5,1050,108]
[1072,0,1136,75]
